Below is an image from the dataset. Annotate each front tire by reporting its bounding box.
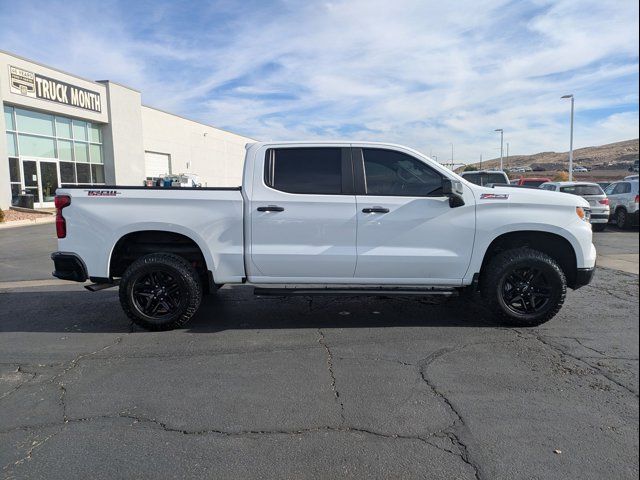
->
[481,248,566,327]
[119,253,202,331]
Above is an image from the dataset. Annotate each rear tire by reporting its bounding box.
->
[481,247,566,327]
[616,208,631,229]
[592,223,607,232]
[119,253,202,331]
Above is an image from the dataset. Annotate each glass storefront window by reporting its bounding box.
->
[89,144,103,163]
[18,134,56,158]
[74,142,89,162]
[91,164,105,183]
[72,120,88,141]
[9,158,20,182]
[76,163,91,183]
[4,107,105,193]
[4,106,15,130]
[55,117,72,138]
[89,124,101,143]
[58,139,73,161]
[6,132,18,156]
[60,161,77,184]
[16,108,55,136]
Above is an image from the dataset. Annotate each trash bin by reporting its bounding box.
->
[17,194,35,209]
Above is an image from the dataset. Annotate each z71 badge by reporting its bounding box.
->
[480,193,509,200]
[87,190,120,197]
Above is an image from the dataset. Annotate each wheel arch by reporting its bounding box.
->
[108,226,215,290]
[479,230,579,288]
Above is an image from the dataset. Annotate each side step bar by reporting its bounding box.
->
[85,280,119,292]
[254,287,457,297]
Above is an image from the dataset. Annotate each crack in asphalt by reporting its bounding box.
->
[317,329,346,425]
[515,329,639,398]
[417,347,486,480]
[1,427,63,477]
[0,366,37,401]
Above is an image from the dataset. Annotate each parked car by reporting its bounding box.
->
[532,166,546,172]
[51,141,595,331]
[572,166,589,173]
[604,179,640,229]
[510,167,526,173]
[540,182,609,231]
[514,177,552,188]
[460,170,509,186]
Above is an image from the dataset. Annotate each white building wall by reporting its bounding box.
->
[99,81,145,185]
[140,106,253,187]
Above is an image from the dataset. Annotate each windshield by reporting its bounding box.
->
[560,185,603,196]
[462,172,507,186]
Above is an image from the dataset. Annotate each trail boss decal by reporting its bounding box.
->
[480,193,510,200]
[86,190,120,197]
[9,65,102,113]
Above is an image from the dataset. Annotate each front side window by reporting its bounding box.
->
[605,183,617,195]
[362,148,442,196]
[265,148,343,194]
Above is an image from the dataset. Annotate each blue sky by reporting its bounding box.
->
[0,0,638,163]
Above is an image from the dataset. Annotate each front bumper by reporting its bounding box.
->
[51,252,88,282]
[589,212,609,223]
[571,266,596,290]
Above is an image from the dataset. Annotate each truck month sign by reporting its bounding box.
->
[9,65,102,113]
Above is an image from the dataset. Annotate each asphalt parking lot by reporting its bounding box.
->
[1,224,638,479]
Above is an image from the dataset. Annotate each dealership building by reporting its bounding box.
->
[0,50,253,209]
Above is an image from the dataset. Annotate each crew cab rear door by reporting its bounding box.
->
[352,147,476,284]
[248,146,357,280]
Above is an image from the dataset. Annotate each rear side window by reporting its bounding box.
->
[362,149,443,196]
[522,180,547,187]
[264,148,343,194]
[560,185,603,196]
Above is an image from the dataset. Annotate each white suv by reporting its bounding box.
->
[604,180,639,229]
[540,182,610,232]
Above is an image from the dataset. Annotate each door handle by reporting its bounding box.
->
[257,205,285,212]
[362,207,390,213]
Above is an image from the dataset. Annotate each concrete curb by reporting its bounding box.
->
[0,216,56,229]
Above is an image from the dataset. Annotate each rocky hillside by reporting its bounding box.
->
[462,138,638,171]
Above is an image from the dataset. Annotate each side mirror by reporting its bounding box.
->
[442,179,465,208]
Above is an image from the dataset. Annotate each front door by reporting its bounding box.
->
[249,147,357,281]
[353,147,476,284]
[21,159,60,208]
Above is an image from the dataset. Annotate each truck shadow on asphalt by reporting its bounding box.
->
[0,286,506,333]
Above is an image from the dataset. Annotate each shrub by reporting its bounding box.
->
[0,209,4,223]
[554,171,570,182]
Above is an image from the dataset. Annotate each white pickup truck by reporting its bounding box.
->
[52,142,596,330]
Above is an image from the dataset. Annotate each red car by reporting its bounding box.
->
[513,177,552,188]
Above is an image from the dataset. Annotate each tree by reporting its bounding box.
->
[554,171,569,182]
[464,165,478,172]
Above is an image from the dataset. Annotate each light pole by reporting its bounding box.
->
[494,129,504,170]
[479,154,483,169]
[561,94,575,181]
[450,143,454,168]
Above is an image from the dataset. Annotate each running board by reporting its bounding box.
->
[254,287,457,297]
[85,280,119,292]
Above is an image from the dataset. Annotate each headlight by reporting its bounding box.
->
[576,206,591,222]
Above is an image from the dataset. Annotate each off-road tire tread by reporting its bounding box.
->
[480,247,566,327]
[119,253,202,331]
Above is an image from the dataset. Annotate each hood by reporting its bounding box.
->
[472,184,590,208]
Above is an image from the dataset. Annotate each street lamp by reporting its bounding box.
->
[561,94,575,181]
[494,129,504,170]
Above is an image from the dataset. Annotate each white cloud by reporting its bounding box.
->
[0,0,637,163]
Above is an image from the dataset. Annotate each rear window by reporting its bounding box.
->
[560,185,604,196]
[264,148,343,194]
[462,172,507,186]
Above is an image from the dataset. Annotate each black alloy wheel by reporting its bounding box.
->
[131,270,183,318]
[499,267,552,316]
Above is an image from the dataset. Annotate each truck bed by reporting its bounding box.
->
[56,185,246,283]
